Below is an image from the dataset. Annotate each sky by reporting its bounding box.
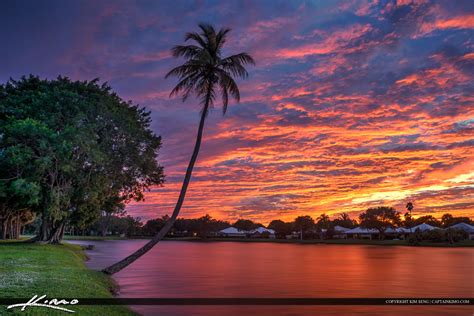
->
[1,0,473,224]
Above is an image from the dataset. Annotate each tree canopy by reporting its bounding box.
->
[268,219,293,238]
[332,212,357,228]
[359,206,401,238]
[293,215,315,235]
[0,76,164,242]
[233,219,262,231]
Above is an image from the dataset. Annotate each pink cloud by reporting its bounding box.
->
[276,24,373,59]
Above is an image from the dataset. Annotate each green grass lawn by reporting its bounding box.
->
[0,242,136,315]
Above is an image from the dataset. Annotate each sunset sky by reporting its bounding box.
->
[1,0,473,224]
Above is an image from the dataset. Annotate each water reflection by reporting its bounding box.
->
[69,240,473,315]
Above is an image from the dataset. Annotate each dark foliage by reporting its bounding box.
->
[0,76,164,242]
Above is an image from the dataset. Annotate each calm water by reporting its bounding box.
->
[69,240,474,315]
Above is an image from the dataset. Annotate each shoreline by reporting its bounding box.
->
[63,235,474,247]
[0,241,136,315]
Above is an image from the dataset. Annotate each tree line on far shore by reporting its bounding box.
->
[24,208,471,241]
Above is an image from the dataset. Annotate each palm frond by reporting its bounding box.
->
[199,23,218,56]
[167,24,254,114]
[217,69,240,104]
[219,53,255,78]
[225,78,240,103]
[221,86,229,114]
[169,73,199,98]
[220,61,249,78]
[171,45,202,59]
[198,23,216,39]
[185,32,207,49]
[216,28,231,50]
[165,63,202,79]
[221,53,255,66]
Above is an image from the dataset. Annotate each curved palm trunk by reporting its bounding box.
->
[102,101,210,275]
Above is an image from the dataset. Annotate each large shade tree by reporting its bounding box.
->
[440,213,472,228]
[293,215,315,240]
[413,215,441,227]
[233,219,262,231]
[268,219,293,238]
[0,76,164,243]
[102,23,254,274]
[359,206,401,239]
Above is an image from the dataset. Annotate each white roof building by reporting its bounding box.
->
[448,222,474,233]
[345,227,379,234]
[218,226,276,238]
[218,227,247,236]
[334,225,351,232]
[386,227,410,233]
[250,227,276,234]
[411,223,437,232]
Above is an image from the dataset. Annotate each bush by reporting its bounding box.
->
[408,228,468,244]
[446,229,468,243]
[423,229,446,242]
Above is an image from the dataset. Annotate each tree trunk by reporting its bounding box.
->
[101,214,111,237]
[9,218,14,239]
[31,216,66,244]
[1,218,8,240]
[36,215,51,242]
[48,222,66,244]
[102,100,210,275]
[14,213,21,239]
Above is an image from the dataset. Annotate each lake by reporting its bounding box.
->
[69,240,473,315]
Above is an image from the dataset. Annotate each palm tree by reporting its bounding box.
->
[317,213,330,226]
[316,213,330,239]
[406,202,414,233]
[102,24,254,275]
[338,213,350,222]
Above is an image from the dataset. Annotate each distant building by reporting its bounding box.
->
[217,227,247,238]
[286,231,301,239]
[411,223,437,232]
[385,227,410,234]
[218,226,277,238]
[448,222,474,240]
[333,226,351,239]
[344,227,379,239]
[334,225,351,232]
[249,227,276,239]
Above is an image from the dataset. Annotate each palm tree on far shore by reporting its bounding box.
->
[316,213,330,239]
[406,201,414,233]
[102,23,254,274]
[338,213,350,222]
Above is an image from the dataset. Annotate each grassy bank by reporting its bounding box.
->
[62,235,474,247]
[0,242,135,315]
